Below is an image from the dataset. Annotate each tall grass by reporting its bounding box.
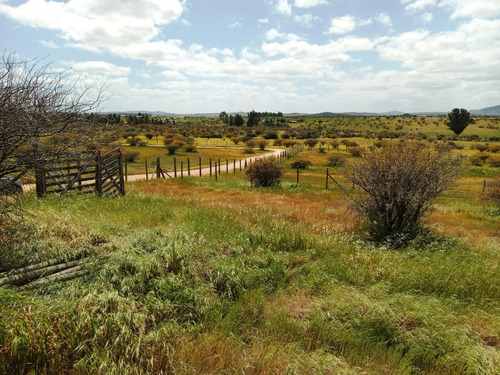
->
[0,178,499,374]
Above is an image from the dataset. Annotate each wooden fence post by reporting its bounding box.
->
[118,149,125,196]
[96,152,103,196]
[199,157,202,176]
[35,163,46,198]
[296,167,299,184]
[326,168,329,189]
[233,159,236,173]
[156,157,161,179]
[174,157,177,178]
[188,158,191,176]
[218,158,221,175]
[145,160,148,181]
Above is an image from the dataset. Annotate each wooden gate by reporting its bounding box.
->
[35,148,125,198]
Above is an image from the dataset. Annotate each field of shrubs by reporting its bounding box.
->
[0,114,499,374]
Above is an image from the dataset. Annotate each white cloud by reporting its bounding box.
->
[70,60,132,77]
[374,13,393,27]
[327,15,357,34]
[439,0,500,19]
[402,0,437,12]
[228,21,242,29]
[0,0,184,50]
[40,40,58,49]
[377,18,500,82]
[294,0,328,9]
[265,28,303,41]
[275,0,292,15]
[420,12,434,23]
[294,13,320,27]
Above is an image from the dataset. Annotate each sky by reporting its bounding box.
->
[1,0,500,114]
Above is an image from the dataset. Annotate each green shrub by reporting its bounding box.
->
[123,151,140,163]
[291,159,312,169]
[245,159,283,187]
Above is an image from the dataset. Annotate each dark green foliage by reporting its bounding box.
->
[291,159,312,169]
[446,108,474,135]
[123,151,140,162]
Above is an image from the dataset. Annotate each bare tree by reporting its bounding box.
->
[342,141,462,247]
[0,51,105,245]
[0,51,105,181]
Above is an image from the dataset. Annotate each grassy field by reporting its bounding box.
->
[1,117,499,374]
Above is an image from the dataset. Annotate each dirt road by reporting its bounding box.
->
[126,148,285,181]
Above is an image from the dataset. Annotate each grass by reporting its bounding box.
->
[1,135,499,374]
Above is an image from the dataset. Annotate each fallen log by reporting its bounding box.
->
[0,259,84,287]
[19,264,84,290]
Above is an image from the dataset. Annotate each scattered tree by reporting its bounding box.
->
[234,114,244,126]
[247,110,261,127]
[446,108,474,135]
[219,111,229,125]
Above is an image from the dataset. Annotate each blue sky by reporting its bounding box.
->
[1,0,499,113]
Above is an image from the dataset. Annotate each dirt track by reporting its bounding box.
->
[126,147,285,181]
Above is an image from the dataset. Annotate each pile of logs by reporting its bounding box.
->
[0,257,90,290]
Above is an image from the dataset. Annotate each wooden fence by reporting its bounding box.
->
[125,144,305,181]
[35,148,125,198]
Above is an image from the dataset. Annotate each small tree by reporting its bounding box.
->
[257,140,268,150]
[342,141,462,247]
[446,108,474,135]
[245,159,283,187]
[304,138,318,150]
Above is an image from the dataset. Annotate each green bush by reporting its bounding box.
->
[291,159,312,169]
[123,150,140,163]
[245,159,283,187]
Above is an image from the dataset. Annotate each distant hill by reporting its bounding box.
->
[471,105,500,116]
[104,105,500,118]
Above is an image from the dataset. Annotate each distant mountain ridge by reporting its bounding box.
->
[104,105,500,117]
[471,105,500,116]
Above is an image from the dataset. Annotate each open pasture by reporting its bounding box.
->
[1,115,499,374]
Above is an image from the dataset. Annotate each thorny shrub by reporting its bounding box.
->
[342,141,462,247]
[245,159,283,187]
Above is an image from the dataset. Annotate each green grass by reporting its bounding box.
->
[1,172,499,374]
